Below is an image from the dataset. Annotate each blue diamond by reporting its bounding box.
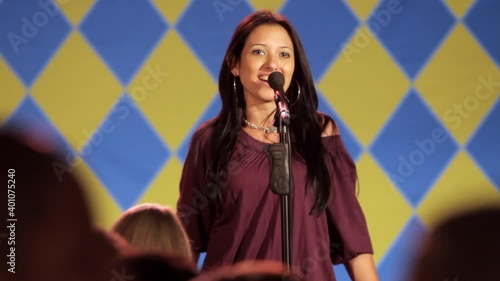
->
[197,252,206,270]
[281,0,358,80]
[2,95,76,163]
[177,95,221,163]
[332,264,351,281]
[0,0,71,86]
[318,93,363,161]
[176,0,254,81]
[82,94,169,210]
[370,91,458,207]
[368,0,455,79]
[80,0,167,85]
[464,0,500,67]
[467,99,500,190]
[377,216,427,281]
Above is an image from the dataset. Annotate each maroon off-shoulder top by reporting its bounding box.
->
[177,123,373,281]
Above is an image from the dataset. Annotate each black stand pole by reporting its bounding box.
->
[264,94,293,271]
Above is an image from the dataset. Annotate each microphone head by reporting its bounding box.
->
[268,71,285,91]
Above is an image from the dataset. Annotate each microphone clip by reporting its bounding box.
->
[274,90,290,126]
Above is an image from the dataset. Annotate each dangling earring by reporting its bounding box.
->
[290,80,301,106]
[234,76,239,104]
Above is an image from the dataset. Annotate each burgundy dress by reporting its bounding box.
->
[177,123,373,281]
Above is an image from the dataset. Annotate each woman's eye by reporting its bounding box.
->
[280,52,290,58]
[252,49,265,55]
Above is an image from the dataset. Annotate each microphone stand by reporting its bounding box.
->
[264,91,293,271]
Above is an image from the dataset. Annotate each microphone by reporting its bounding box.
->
[268,72,290,125]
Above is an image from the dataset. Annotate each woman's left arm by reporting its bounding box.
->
[345,253,379,281]
[321,115,379,280]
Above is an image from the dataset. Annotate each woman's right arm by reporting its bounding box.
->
[177,126,214,262]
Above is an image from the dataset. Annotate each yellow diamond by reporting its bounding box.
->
[0,57,25,125]
[56,0,95,25]
[151,0,191,24]
[248,0,286,11]
[417,150,500,229]
[128,29,217,150]
[138,157,183,210]
[319,26,410,146]
[344,0,379,20]
[442,0,474,18]
[357,152,413,264]
[415,24,500,145]
[31,31,122,152]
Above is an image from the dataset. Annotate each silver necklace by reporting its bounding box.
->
[243,119,277,134]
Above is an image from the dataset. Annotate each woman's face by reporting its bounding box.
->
[232,24,295,108]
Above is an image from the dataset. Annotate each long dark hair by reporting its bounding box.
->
[200,10,331,215]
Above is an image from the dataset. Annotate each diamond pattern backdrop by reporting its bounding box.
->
[1,1,500,280]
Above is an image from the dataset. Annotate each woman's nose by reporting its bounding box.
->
[263,55,279,70]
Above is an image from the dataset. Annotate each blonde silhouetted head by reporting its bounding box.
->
[112,203,192,260]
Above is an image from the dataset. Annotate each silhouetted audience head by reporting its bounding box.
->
[108,251,198,281]
[112,203,192,259]
[0,129,97,281]
[409,205,500,281]
[192,260,305,281]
